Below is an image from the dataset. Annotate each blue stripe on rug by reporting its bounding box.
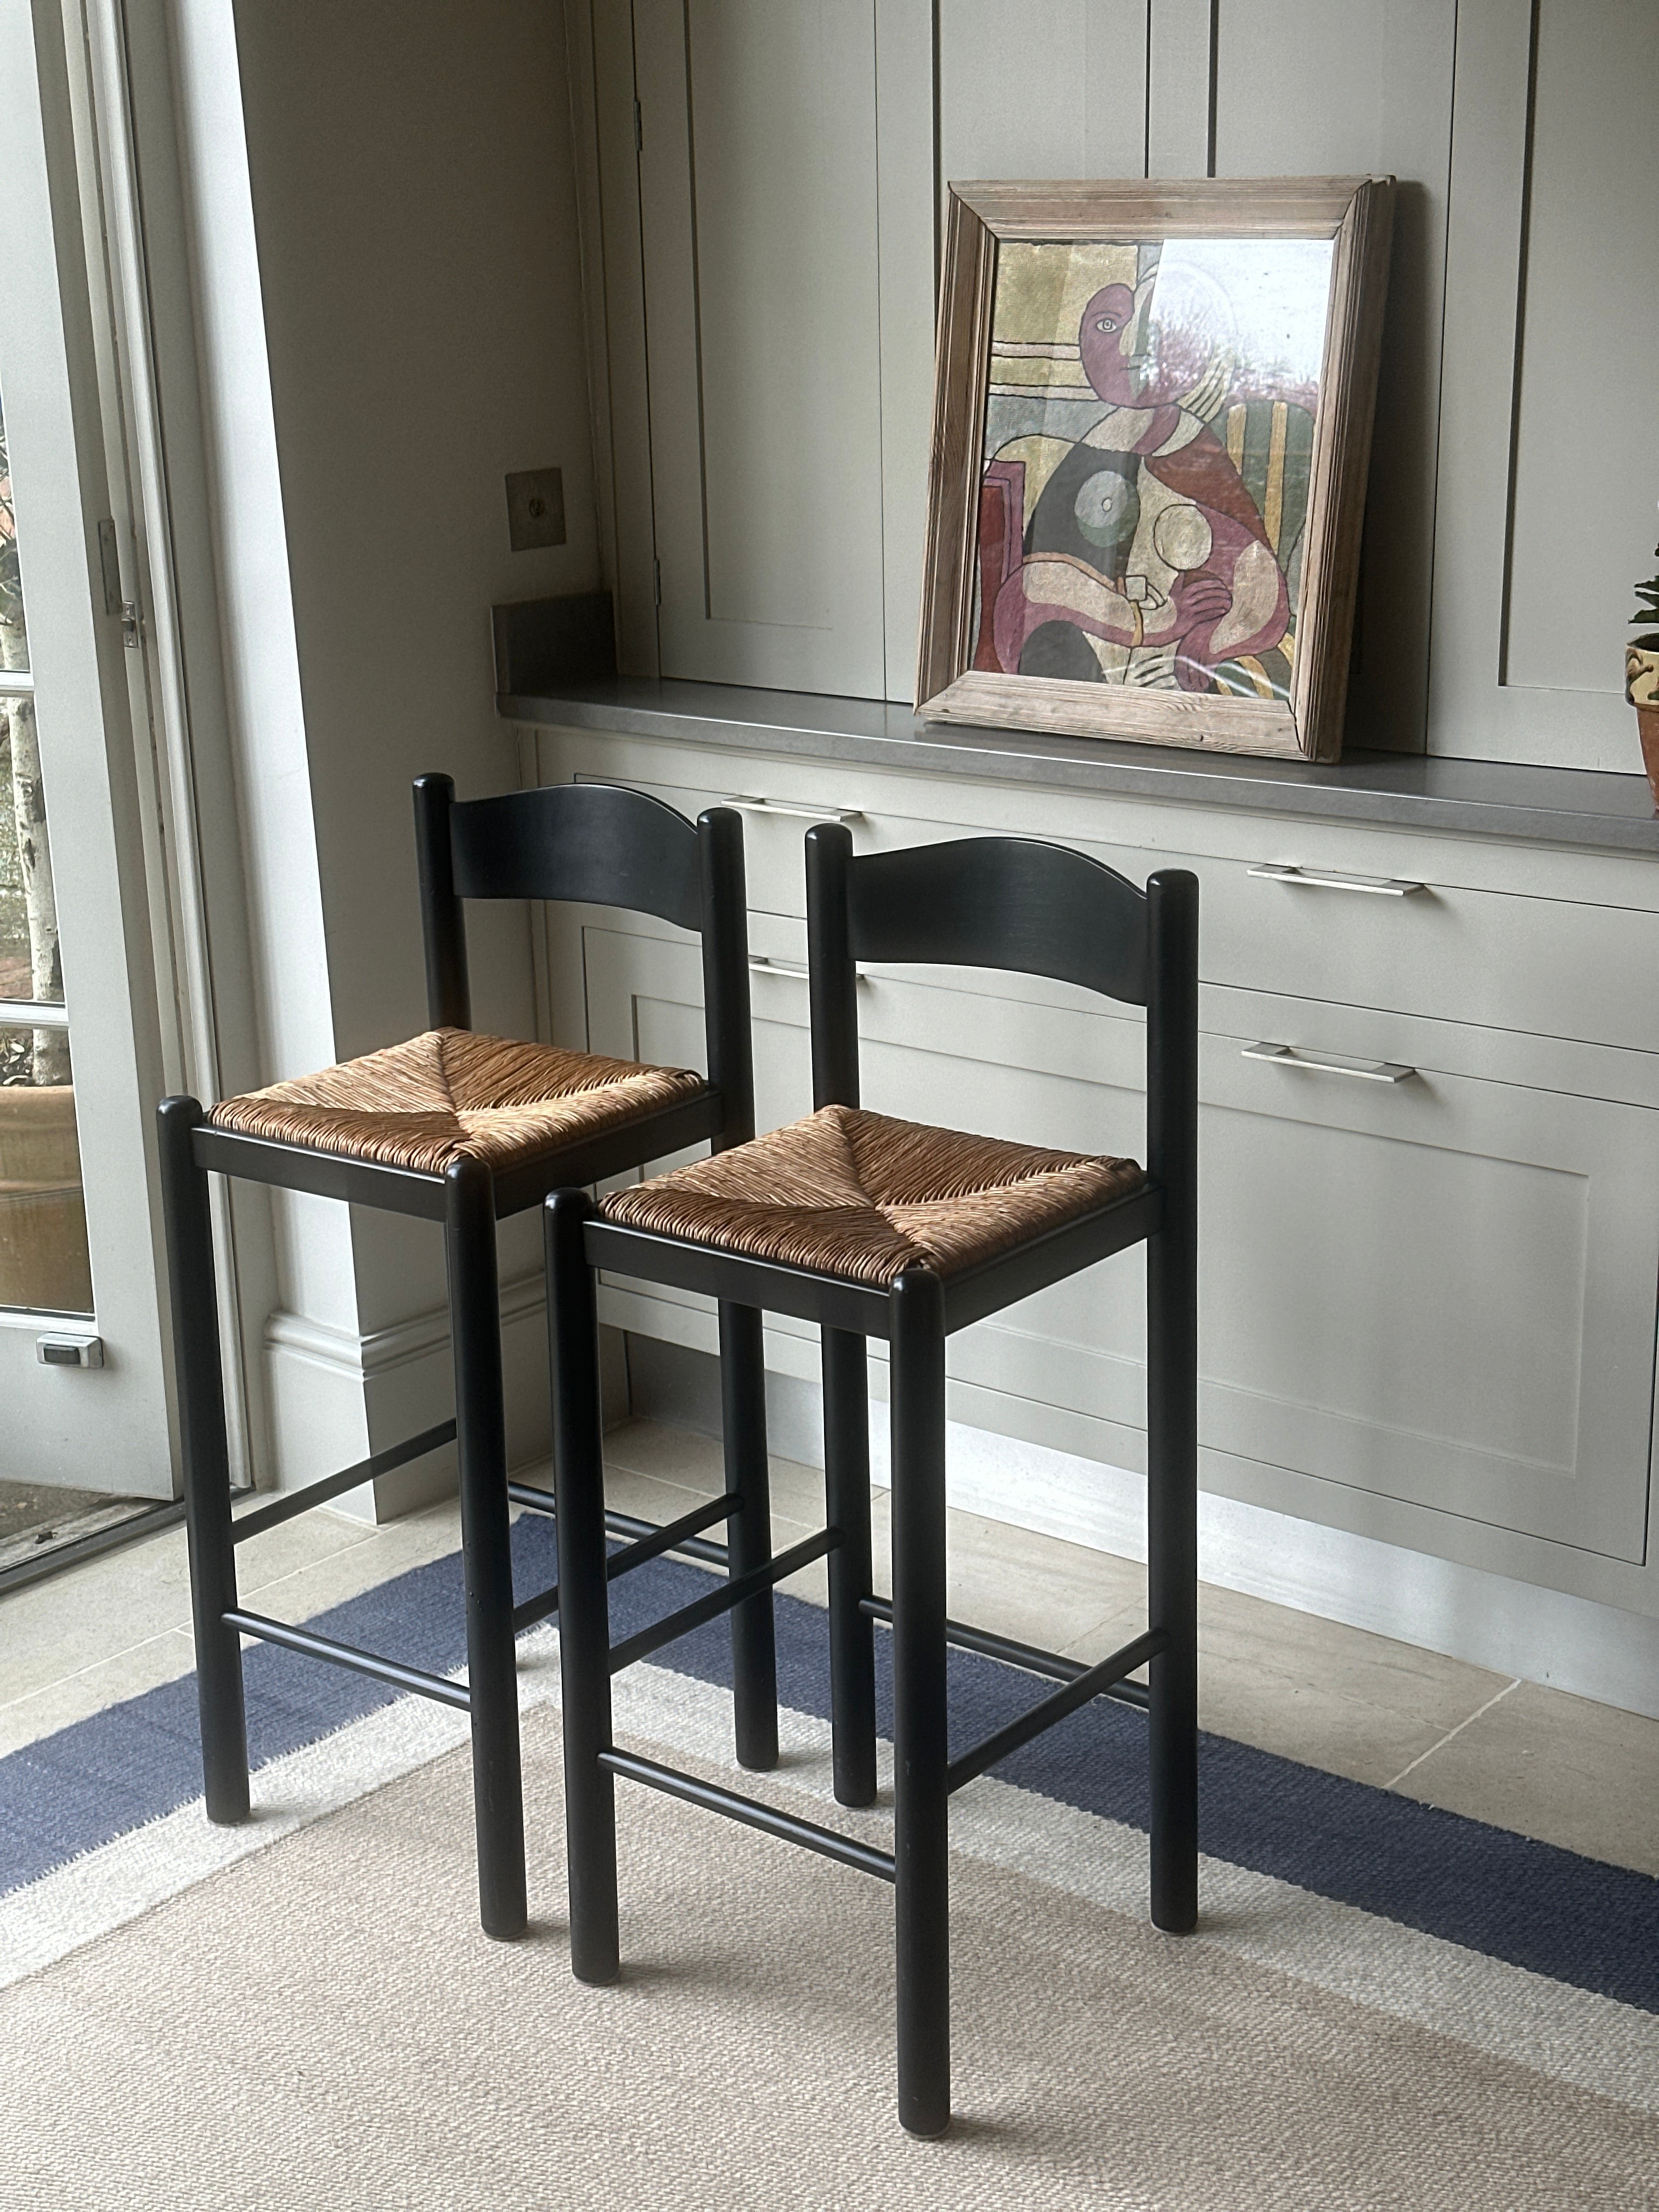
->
[3,1513,1656,2015]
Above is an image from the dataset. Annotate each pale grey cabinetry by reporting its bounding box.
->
[575,2,1658,766]
[526,723,1659,1624]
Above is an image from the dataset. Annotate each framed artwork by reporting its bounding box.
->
[916,178,1395,761]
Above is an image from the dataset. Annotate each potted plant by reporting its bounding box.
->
[1628,538,1659,803]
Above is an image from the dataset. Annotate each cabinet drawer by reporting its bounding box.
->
[1198,856,1659,1057]
[576,760,1659,1052]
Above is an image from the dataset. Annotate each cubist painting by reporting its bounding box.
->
[973,237,1335,703]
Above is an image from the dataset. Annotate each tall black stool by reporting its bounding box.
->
[157,777,777,1943]
[545,824,1198,2133]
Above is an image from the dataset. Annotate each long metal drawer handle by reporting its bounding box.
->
[733,795,864,824]
[1249,863,1425,896]
[748,954,869,983]
[1243,1042,1417,1084]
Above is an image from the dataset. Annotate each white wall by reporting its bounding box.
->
[175,0,597,1498]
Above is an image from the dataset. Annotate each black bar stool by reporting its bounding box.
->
[544,824,1198,2133]
[157,777,776,1942]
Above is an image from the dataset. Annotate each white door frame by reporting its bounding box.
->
[72,0,275,1488]
[0,0,172,1492]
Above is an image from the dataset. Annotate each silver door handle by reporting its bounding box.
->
[1243,1042,1417,1084]
[733,795,864,823]
[1249,863,1425,896]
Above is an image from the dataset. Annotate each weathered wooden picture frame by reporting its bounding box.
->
[916,177,1395,762]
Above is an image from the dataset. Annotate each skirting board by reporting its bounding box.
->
[261,1280,628,1521]
[624,1333,1659,1724]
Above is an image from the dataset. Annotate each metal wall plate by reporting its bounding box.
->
[505,467,566,551]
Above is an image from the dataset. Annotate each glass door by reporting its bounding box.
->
[0,0,171,1528]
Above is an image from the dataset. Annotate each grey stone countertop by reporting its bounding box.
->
[499,678,1659,856]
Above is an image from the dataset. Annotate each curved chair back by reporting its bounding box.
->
[804,820,1195,1204]
[414,774,754,1144]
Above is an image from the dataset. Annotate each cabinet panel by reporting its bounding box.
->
[632,0,932,701]
[1214,0,1455,754]
[937,1,1148,180]
[1431,0,1659,769]
[636,0,884,693]
[1503,2,1659,702]
[860,971,1656,1561]
[1202,1024,1655,1561]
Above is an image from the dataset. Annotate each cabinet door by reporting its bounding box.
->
[1201,1022,1657,1561]
[855,967,1659,1565]
[633,0,931,701]
[1212,0,1458,752]
[937,1,1149,179]
[1431,0,1659,770]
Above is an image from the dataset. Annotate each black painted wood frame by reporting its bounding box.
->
[157,775,771,1943]
[545,823,1199,2135]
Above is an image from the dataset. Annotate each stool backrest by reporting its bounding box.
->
[805,822,1196,1198]
[414,774,754,1143]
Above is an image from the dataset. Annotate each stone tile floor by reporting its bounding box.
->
[2,1417,1655,1878]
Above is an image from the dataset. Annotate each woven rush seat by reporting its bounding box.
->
[601,1102,1144,1288]
[209,1026,706,1175]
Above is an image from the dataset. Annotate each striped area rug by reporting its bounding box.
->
[2,1517,1656,2208]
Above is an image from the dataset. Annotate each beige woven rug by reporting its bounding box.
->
[2,1658,1654,2212]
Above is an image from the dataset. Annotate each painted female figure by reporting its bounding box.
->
[976,259,1310,699]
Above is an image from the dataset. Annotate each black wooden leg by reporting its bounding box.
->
[720,1300,778,1773]
[889,1268,950,2137]
[546,1189,620,1983]
[822,1325,876,1808]
[158,1097,250,1826]
[1147,1210,1199,1934]
[444,1159,527,1942]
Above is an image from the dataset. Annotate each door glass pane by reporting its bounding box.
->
[0,1023,92,1313]
[1,388,91,1314]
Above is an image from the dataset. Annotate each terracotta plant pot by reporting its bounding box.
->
[1628,645,1659,808]
[0,1080,94,1313]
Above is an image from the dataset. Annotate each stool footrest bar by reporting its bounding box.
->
[946,1627,1167,1793]
[605,1508,730,1570]
[507,1480,557,1519]
[607,1527,839,1675]
[511,1582,560,1635]
[232,1420,457,1544]
[859,1595,1153,1710]
[600,1747,895,1882]
[505,1488,734,1571]
[604,1492,739,1579]
[508,1493,741,1635]
[223,1609,472,1711]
